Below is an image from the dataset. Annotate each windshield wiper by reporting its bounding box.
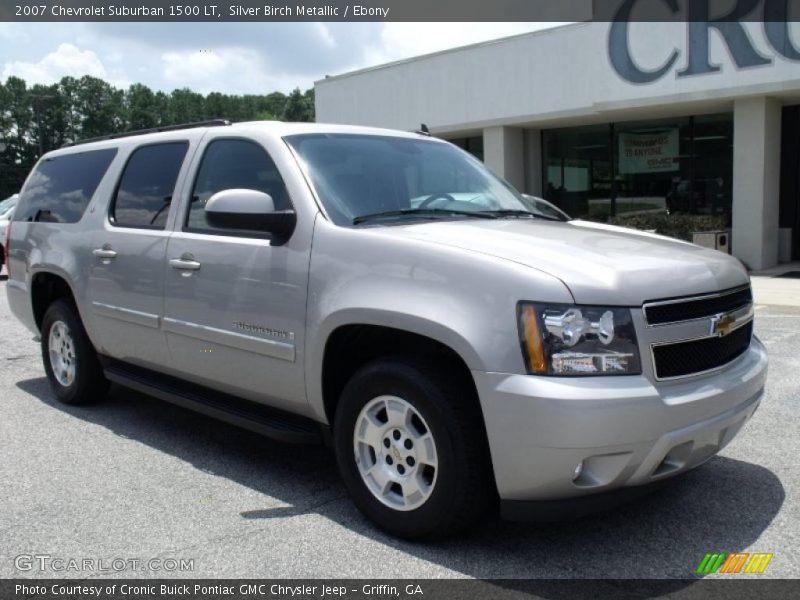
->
[353,208,498,225]
[480,209,562,221]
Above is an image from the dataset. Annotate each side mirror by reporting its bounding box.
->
[204,189,295,241]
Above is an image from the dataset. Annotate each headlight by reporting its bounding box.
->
[517,302,641,376]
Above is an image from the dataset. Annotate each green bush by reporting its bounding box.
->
[607,214,727,242]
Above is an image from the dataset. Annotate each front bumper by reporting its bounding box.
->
[473,336,767,503]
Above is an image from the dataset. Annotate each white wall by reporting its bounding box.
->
[483,126,524,190]
[732,97,782,270]
[316,22,800,133]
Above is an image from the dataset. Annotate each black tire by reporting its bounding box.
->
[41,299,109,405]
[333,357,494,539]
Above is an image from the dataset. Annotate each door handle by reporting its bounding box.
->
[169,257,201,271]
[92,248,117,260]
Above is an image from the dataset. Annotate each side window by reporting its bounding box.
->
[14,148,117,223]
[110,142,188,229]
[186,139,290,232]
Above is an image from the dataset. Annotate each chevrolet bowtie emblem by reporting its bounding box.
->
[710,312,737,337]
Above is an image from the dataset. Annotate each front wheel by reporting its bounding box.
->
[41,300,109,405]
[333,358,494,539]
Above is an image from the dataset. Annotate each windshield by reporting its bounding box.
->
[285,133,543,225]
[520,195,570,222]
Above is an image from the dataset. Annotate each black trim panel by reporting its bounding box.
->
[101,357,323,444]
[644,286,752,325]
[500,480,672,522]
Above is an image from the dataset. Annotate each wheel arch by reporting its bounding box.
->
[315,315,485,430]
[30,270,79,332]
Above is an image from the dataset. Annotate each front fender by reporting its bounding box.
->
[307,306,485,421]
[304,219,574,421]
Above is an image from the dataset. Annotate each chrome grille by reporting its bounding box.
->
[652,322,753,379]
[643,285,754,380]
[644,286,752,326]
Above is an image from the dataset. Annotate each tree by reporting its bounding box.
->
[126,83,159,130]
[30,83,66,152]
[58,76,83,144]
[75,76,125,138]
[168,88,206,124]
[204,92,229,121]
[0,76,34,166]
[0,73,316,198]
[303,88,315,121]
[281,87,314,122]
[261,91,289,119]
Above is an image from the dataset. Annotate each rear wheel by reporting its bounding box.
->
[333,357,494,539]
[41,300,108,405]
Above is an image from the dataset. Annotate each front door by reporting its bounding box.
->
[88,141,190,369]
[162,137,309,414]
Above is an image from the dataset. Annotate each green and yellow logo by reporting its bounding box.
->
[696,552,773,575]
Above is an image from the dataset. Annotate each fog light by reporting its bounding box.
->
[573,461,584,481]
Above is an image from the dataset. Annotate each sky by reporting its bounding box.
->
[0,22,565,95]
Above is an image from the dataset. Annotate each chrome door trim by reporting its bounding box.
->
[91,301,160,329]
[162,317,295,362]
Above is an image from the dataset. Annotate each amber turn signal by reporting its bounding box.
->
[520,304,548,374]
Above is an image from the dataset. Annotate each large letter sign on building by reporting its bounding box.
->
[608,0,681,83]
[609,0,800,83]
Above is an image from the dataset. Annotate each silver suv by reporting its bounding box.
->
[5,121,767,538]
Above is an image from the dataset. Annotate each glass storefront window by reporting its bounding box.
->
[691,114,733,221]
[542,124,611,220]
[614,117,692,220]
[448,135,484,161]
[542,113,733,224]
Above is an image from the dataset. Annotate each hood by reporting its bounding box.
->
[375,218,748,306]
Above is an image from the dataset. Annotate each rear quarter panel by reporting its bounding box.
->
[6,147,125,342]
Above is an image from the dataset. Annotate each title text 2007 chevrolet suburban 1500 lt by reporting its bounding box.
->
[5,120,767,538]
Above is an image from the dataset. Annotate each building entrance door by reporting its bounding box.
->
[780,106,800,262]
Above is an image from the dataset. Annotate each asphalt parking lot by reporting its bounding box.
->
[0,277,798,580]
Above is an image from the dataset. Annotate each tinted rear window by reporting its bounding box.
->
[14,148,117,224]
[111,142,188,229]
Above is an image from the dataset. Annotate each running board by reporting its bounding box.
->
[103,360,323,444]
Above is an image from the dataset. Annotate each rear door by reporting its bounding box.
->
[162,136,310,414]
[87,141,190,369]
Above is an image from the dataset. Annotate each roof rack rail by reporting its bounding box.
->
[64,119,232,147]
[414,123,431,136]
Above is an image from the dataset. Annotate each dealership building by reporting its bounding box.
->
[315,21,800,269]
